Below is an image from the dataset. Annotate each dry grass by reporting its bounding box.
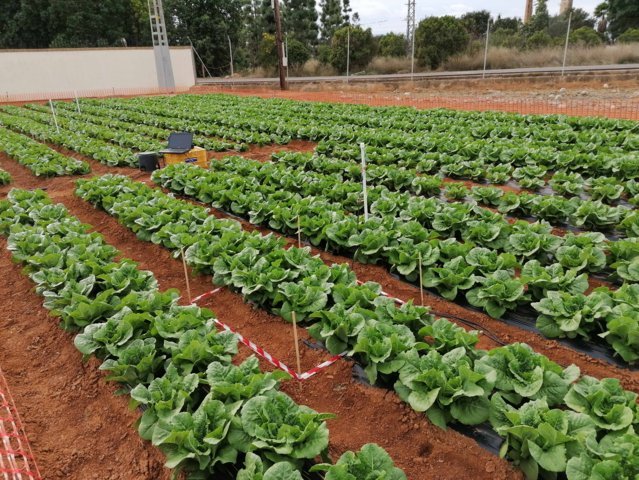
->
[366,56,413,75]
[299,59,338,77]
[443,43,639,71]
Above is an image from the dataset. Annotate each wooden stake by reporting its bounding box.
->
[291,311,302,375]
[418,251,424,306]
[297,215,302,248]
[180,248,192,303]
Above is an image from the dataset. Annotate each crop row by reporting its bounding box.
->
[0,188,405,480]
[103,94,639,183]
[0,126,89,176]
[153,158,639,363]
[273,151,636,235]
[80,98,292,146]
[0,109,136,167]
[28,102,247,153]
[76,173,639,479]
[315,140,639,202]
[0,167,11,185]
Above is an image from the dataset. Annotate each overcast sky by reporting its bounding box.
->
[350,0,601,35]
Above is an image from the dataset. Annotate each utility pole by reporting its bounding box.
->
[406,0,416,56]
[147,0,175,91]
[227,35,234,77]
[273,0,287,90]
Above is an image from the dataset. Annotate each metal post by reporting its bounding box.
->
[49,100,60,134]
[411,22,416,80]
[561,10,573,77]
[273,0,287,90]
[360,143,369,221]
[285,33,289,79]
[346,26,351,83]
[482,18,491,79]
[227,35,234,77]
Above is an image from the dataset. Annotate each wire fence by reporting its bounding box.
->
[0,86,191,104]
[195,86,639,121]
[0,366,41,480]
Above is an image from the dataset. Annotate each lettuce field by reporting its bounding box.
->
[0,94,638,480]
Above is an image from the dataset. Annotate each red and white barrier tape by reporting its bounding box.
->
[0,367,41,480]
[191,288,347,381]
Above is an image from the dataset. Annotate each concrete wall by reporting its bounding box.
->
[0,47,196,101]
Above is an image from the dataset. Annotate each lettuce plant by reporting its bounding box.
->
[310,443,407,480]
[394,347,495,429]
[564,376,639,431]
[422,256,475,300]
[466,270,529,319]
[237,453,302,480]
[521,260,588,300]
[532,290,612,339]
[228,391,333,465]
[566,432,639,480]
[475,343,580,406]
[490,395,596,480]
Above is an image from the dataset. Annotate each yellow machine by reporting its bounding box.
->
[163,146,208,169]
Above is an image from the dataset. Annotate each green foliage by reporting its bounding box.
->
[607,0,639,39]
[0,168,11,185]
[415,16,470,69]
[329,26,375,73]
[283,0,319,48]
[319,0,347,42]
[564,376,639,431]
[286,38,311,68]
[618,27,639,43]
[311,443,407,480]
[258,33,278,69]
[570,27,603,46]
[461,10,491,38]
[378,32,406,57]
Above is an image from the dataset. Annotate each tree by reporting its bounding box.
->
[283,0,319,48]
[415,16,469,69]
[618,27,639,43]
[257,33,277,68]
[378,33,406,57]
[329,26,375,73]
[164,0,244,76]
[493,16,521,31]
[594,2,609,33]
[461,10,491,39]
[320,0,345,42]
[47,0,137,48]
[607,0,639,39]
[527,0,550,34]
[548,9,595,38]
[526,30,552,48]
[570,26,603,46]
[287,38,311,67]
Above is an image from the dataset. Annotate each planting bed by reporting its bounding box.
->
[0,93,638,480]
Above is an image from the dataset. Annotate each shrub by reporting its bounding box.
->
[329,26,375,73]
[618,28,639,43]
[415,16,469,69]
[570,27,603,47]
[378,32,406,57]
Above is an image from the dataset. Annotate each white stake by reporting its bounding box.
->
[360,142,369,221]
[297,215,302,248]
[418,251,424,306]
[291,311,302,375]
[561,10,573,77]
[411,20,416,80]
[482,18,491,79]
[49,99,60,134]
[74,90,81,114]
[346,26,351,83]
[180,248,192,303]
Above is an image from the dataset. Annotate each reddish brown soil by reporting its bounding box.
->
[191,87,639,121]
[0,153,521,479]
[208,139,317,163]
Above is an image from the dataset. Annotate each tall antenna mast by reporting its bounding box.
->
[406,0,416,55]
[148,0,176,90]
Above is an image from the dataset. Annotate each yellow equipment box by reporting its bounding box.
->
[164,147,208,168]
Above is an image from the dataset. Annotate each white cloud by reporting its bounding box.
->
[348,0,601,35]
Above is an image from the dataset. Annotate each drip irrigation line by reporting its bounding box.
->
[429,310,507,347]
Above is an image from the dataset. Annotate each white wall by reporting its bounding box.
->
[0,47,196,101]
